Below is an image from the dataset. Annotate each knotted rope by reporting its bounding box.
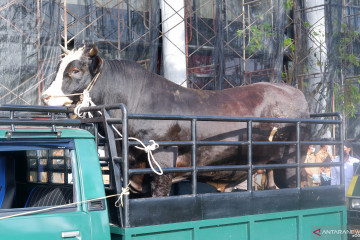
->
[111,128,163,176]
[132,139,163,175]
[74,90,97,118]
[114,184,130,207]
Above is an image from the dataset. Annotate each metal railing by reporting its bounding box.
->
[0,104,345,228]
[77,104,345,228]
[0,104,80,133]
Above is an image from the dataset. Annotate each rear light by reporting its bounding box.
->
[351,199,360,209]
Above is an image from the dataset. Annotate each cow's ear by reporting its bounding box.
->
[90,56,103,75]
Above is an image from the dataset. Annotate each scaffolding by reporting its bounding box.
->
[0,0,359,138]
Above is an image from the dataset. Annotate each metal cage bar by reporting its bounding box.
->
[101,105,343,227]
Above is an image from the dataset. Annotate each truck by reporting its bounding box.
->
[0,104,348,239]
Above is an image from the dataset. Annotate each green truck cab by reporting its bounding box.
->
[0,129,110,240]
[0,105,348,239]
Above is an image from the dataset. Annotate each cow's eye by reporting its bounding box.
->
[72,69,80,74]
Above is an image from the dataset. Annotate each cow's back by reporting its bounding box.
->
[177,82,309,120]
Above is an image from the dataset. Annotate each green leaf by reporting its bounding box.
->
[286,0,294,10]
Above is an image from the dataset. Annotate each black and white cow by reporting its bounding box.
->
[42,44,310,197]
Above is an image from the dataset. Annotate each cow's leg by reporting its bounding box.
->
[149,146,178,197]
[266,169,276,189]
[273,145,297,188]
[274,135,299,188]
[281,143,308,188]
[271,128,295,188]
[151,174,173,197]
[272,124,310,189]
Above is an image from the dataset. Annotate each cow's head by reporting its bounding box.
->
[42,44,103,106]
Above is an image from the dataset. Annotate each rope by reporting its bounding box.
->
[110,126,163,176]
[134,139,163,175]
[0,185,130,220]
[74,90,97,118]
[85,72,101,92]
[51,92,83,98]
[114,185,130,207]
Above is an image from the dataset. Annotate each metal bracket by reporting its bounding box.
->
[5,130,62,139]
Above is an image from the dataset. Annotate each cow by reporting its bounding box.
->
[42,44,310,197]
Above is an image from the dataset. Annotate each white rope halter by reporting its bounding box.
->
[74,90,96,118]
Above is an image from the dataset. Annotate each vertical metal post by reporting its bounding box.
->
[94,123,99,148]
[63,151,68,184]
[339,114,345,187]
[214,0,224,90]
[102,107,125,227]
[342,0,348,137]
[293,0,298,88]
[296,121,301,189]
[193,0,199,48]
[10,111,15,132]
[247,120,252,192]
[223,0,228,43]
[37,0,42,105]
[51,112,56,132]
[242,0,246,85]
[191,119,197,195]
[37,152,41,182]
[63,0,67,49]
[120,104,129,227]
[126,0,131,43]
[117,0,121,59]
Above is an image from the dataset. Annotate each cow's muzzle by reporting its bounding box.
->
[41,93,73,106]
[42,94,50,103]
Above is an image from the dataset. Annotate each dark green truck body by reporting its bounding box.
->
[0,105,348,239]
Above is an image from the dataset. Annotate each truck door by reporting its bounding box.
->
[0,141,92,240]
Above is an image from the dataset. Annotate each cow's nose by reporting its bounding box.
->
[42,93,50,102]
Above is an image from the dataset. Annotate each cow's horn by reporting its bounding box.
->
[59,44,70,55]
[89,45,98,57]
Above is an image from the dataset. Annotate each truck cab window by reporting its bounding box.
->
[0,148,75,211]
[27,149,72,184]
